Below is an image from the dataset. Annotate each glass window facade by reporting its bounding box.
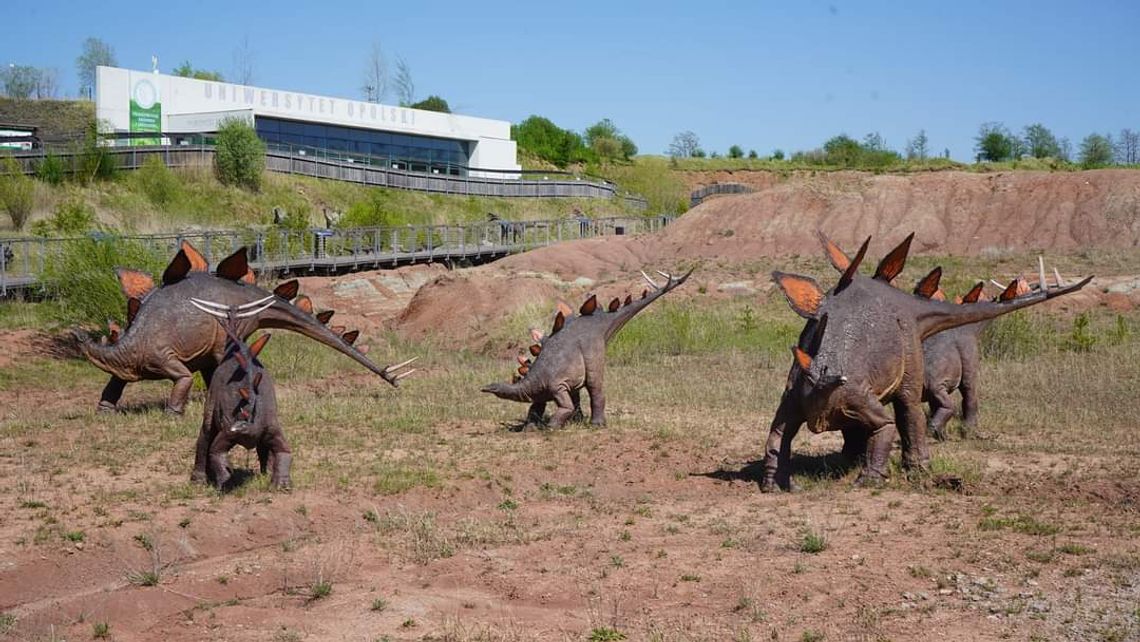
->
[255,116,469,175]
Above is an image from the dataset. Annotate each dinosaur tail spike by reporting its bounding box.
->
[873,233,915,283]
[341,330,359,345]
[529,327,544,342]
[529,343,542,357]
[608,297,621,312]
[295,295,314,314]
[107,319,121,344]
[835,236,871,294]
[551,311,566,335]
[180,241,209,272]
[517,354,529,366]
[316,310,334,325]
[623,294,632,306]
[273,279,300,301]
[641,289,648,299]
[517,365,529,376]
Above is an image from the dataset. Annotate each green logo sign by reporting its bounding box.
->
[129,78,161,146]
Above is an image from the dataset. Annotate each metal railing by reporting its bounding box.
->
[4,144,649,208]
[0,215,673,296]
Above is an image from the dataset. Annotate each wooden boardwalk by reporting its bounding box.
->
[1,216,671,297]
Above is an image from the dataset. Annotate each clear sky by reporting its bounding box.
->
[5,1,1139,160]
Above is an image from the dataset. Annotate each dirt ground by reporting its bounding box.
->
[3,174,1140,641]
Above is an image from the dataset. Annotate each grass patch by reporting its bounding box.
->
[978,513,1060,536]
[799,528,828,554]
[587,627,627,642]
[372,461,441,496]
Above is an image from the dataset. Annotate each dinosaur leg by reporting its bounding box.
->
[208,432,235,490]
[191,420,214,484]
[163,359,195,415]
[761,393,804,493]
[525,401,547,426]
[569,388,584,423]
[856,422,897,486]
[98,376,127,412]
[840,425,868,463]
[584,362,606,427]
[959,370,980,439]
[256,441,271,475]
[927,387,956,441]
[547,387,576,429]
[265,426,293,489]
[893,391,931,472]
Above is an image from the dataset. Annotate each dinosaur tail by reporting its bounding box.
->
[255,300,412,387]
[480,380,539,403]
[73,329,139,381]
[603,268,695,343]
[916,275,1093,339]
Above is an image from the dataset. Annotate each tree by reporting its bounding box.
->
[0,156,35,231]
[76,37,116,99]
[823,134,863,166]
[511,115,589,167]
[34,68,58,98]
[1115,128,1139,165]
[748,149,758,159]
[862,132,886,151]
[974,122,1014,162]
[409,95,450,113]
[905,129,929,161]
[1022,123,1061,159]
[668,131,701,158]
[585,119,636,161]
[1,65,40,99]
[393,56,415,107]
[772,149,785,160]
[728,145,744,159]
[173,61,224,81]
[362,41,388,103]
[1078,133,1115,167]
[232,35,255,85]
[214,118,265,190]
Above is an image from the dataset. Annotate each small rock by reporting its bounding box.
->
[939,589,953,596]
[717,281,756,296]
[1028,602,1050,613]
[902,592,916,601]
[918,592,930,601]
[1018,591,1033,599]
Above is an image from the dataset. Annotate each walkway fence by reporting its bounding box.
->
[689,182,754,208]
[4,144,648,208]
[0,215,673,297]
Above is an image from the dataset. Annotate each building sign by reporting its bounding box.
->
[129,76,161,145]
[201,82,416,129]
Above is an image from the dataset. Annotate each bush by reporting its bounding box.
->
[76,121,117,183]
[31,197,96,236]
[511,115,592,168]
[134,155,180,206]
[0,156,35,231]
[214,118,265,190]
[38,236,166,326]
[34,153,66,185]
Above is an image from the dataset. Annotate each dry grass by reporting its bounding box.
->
[1,253,1139,640]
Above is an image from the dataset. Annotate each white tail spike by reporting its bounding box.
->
[1054,267,1066,287]
[640,270,660,290]
[1038,257,1047,292]
[990,279,1006,290]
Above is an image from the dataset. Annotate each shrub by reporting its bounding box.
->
[214,118,265,190]
[0,156,35,231]
[34,153,66,185]
[1065,311,1097,352]
[37,236,166,326]
[134,155,181,206]
[76,121,118,183]
[30,197,96,236]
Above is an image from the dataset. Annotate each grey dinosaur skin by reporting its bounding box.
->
[77,248,402,414]
[192,329,291,490]
[481,269,693,428]
[761,235,1092,491]
[922,321,986,440]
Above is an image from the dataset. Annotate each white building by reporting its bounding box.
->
[95,66,520,178]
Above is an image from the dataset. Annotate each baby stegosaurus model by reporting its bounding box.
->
[189,300,290,490]
[482,269,693,428]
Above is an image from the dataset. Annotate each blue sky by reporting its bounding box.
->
[5,1,1139,160]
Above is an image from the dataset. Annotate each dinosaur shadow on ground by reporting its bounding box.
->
[695,451,860,490]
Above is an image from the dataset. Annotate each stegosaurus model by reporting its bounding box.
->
[189,301,291,490]
[482,269,693,428]
[77,241,415,414]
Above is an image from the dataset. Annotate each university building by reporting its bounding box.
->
[94,66,520,178]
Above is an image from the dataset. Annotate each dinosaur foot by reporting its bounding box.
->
[96,401,118,413]
[853,471,889,488]
[760,477,802,493]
